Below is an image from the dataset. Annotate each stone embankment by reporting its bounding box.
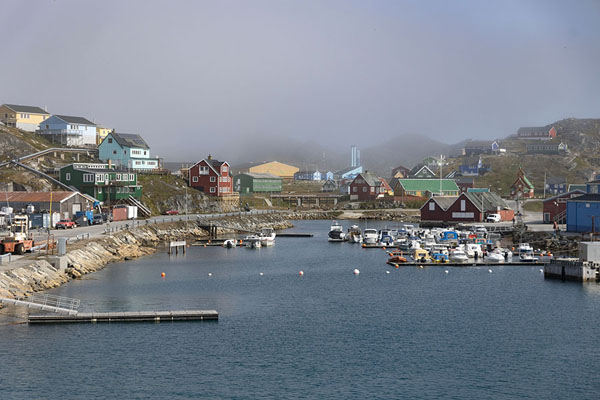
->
[513,230,580,254]
[0,213,293,301]
[286,209,420,222]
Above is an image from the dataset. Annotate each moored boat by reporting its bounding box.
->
[347,225,363,243]
[363,228,378,245]
[260,228,276,247]
[328,221,346,242]
[518,243,538,262]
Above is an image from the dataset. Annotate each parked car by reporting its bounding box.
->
[91,215,104,225]
[56,219,76,229]
[486,214,501,223]
[163,209,179,215]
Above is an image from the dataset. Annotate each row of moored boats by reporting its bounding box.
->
[328,221,539,263]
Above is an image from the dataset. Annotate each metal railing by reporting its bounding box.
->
[24,293,80,311]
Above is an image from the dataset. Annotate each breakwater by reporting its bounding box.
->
[0,213,293,301]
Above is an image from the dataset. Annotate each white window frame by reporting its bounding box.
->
[210,176,216,182]
[460,200,466,211]
[429,202,435,211]
[210,187,216,193]
[192,176,198,183]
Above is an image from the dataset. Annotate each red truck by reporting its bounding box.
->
[56,219,76,229]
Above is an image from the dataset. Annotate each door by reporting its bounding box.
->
[72,203,82,217]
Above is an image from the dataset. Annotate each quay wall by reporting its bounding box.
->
[0,214,293,300]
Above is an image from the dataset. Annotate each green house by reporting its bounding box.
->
[59,163,142,203]
[234,172,282,194]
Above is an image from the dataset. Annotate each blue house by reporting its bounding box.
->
[566,180,600,232]
[459,156,490,176]
[38,115,97,146]
[98,132,160,170]
[294,170,322,181]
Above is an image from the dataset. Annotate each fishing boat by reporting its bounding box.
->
[328,221,346,242]
[260,228,276,247]
[518,243,538,262]
[347,225,363,243]
[363,228,378,245]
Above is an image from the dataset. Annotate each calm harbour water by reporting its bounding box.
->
[1,219,599,399]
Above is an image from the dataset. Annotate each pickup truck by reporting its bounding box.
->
[56,219,76,229]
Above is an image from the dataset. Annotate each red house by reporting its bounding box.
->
[188,155,233,196]
[421,192,514,222]
[350,171,391,201]
[542,190,585,223]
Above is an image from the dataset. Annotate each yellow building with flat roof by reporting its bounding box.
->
[96,126,113,145]
[249,161,299,180]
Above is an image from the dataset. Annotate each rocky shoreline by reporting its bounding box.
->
[0,213,293,301]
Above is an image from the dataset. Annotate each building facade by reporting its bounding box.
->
[510,168,535,199]
[59,163,141,203]
[38,114,97,146]
[98,132,160,170]
[543,190,585,223]
[526,142,567,154]
[517,126,557,140]
[188,156,233,197]
[421,192,513,222]
[349,172,390,201]
[3,191,95,220]
[234,173,282,194]
[0,104,49,132]
[294,171,322,181]
[393,179,459,198]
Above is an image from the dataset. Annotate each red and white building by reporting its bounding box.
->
[188,156,233,196]
[349,171,392,201]
[517,126,557,140]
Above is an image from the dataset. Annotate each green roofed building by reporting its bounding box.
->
[234,172,282,194]
[392,179,459,198]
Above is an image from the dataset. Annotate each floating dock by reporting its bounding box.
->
[276,233,313,237]
[28,310,219,324]
[387,261,549,268]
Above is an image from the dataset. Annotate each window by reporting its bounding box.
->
[144,151,147,156]
[83,173,94,183]
[116,174,121,180]
[98,187,102,193]
[65,173,71,181]
[353,187,357,193]
[113,150,117,155]
[124,150,127,154]
[210,176,216,182]
[199,166,209,175]
[222,166,228,173]
[429,202,435,211]
[210,187,216,193]
[460,200,466,211]
[108,138,113,143]
[371,187,374,192]
[192,176,198,183]
[363,187,367,192]
[129,174,134,181]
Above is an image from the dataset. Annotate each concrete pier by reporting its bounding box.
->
[28,310,219,324]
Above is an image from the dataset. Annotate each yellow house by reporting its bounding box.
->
[0,104,49,132]
[96,126,113,145]
[249,161,299,180]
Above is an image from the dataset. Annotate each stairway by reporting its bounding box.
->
[127,195,152,217]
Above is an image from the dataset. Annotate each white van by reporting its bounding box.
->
[486,214,501,223]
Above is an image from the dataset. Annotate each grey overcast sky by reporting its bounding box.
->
[1,0,599,161]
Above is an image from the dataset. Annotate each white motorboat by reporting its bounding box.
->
[486,249,505,263]
[223,239,237,248]
[449,249,469,263]
[260,228,276,247]
[245,235,262,248]
[347,225,363,243]
[363,228,378,245]
[328,221,346,242]
[465,243,483,259]
[518,243,538,262]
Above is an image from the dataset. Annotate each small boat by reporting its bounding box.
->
[387,250,407,264]
[347,225,363,243]
[223,239,236,248]
[328,221,346,242]
[260,228,276,247]
[518,243,538,262]
[245,235,262,248]
[486,249,505,263]
[379,229,397,245]
[465,243,483,259]
[449,249,468,263]
[432,252,449,263]
[412,248,430,263]
[363,228,378,245]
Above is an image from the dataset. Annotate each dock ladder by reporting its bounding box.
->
[0,294,80,315]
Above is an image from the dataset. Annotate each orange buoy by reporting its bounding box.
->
[161,272,166,278]
[382,246,386,250]
[362,244,366,248]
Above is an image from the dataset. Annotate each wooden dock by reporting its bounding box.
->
[28,310,218,324]
[276,233,314,237]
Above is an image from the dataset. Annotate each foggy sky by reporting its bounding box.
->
[2,0,599,162]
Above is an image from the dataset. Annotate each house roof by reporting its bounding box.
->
[409,164,436,177]
[296,170,320,175]
[238,172,281,180]
[3,104,49,114]
[464,140,494,148]
[358,171,383,187]
[334,166,362,176]
[567,194,600,202]
[568,184,587,192]
[461,156,481,166]
[463,192,510,212]
[455,177,475,184]
[397,179,459,193]
[546,176,566,185]
[518,126,550,135]
[111,133,149,150]
[4,191,77,203]
[543,190,585,204]
[429,196,459,211]
[54,115,96,125]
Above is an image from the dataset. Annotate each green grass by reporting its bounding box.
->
[523,201,543,212]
